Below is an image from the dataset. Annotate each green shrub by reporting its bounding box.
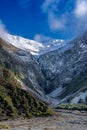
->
[56,104,87,111]
[0,65,53,120]
[0,124,10,129]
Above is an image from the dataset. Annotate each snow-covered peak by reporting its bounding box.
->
[0,32,65,55]
[35,37,65,55]
[3,34,45,55]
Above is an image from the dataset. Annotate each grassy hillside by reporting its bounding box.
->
[56,104,87,111]
[0,65,53,120]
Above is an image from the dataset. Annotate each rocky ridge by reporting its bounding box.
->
[0,37,53,119]
[0,31,87,108]
[38,32,87,105]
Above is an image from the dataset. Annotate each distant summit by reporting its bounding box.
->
[0,31,65,56]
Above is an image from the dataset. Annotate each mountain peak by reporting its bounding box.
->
[0,32,65,56]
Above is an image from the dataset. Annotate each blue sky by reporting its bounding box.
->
[0,0,87,40]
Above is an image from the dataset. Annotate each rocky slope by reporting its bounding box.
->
[0,30,87,109]
[0,32,65,56]
[0,37,53,119]
[38,31,87,105]
[0,38,47,99]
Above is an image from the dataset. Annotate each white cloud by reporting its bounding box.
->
[48,12,65,31]
[72,0,87,35]
[34,34,41,42]
[41,0,65,31]
[41,0,87,37]
[42,0,59,12]
[42,0,52,12]
[74,0,87,18]
[0,20,6,32]
[18,0,30,8]
[34,34,52,43]
[0,20,9,41]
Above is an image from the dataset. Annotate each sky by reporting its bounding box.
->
[0,0,87,41]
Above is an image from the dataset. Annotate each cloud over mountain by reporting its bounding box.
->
[0,20,9,41]
[41,0,87,37]
[74,0,87,18]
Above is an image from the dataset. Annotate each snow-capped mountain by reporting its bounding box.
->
[39,39,65,56]
[0,37,50,104]
[0,32,65,56]
[0,33,44,55]
[0,30,87,107]
[38,31,87,106]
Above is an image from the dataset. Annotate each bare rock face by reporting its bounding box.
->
[0,38,48,102]
[38,32,87,104]
[0,31,87,106]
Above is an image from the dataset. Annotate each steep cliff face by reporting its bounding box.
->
[0,38,47,96]
[38,32,87,104]
[0,38,53,119]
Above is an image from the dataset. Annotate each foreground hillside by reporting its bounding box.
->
[0,38,46,98]
[0,38,52,120]
[0,30,87,120]
[0,64,52,120]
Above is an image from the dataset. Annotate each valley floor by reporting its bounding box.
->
[0,110,87,130]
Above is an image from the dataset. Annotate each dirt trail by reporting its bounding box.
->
[0,110,87,130]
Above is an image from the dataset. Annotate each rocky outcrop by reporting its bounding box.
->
[1,31,87,107]
[0,38,47,95]
[0,38,53,119]
[38,32,87,104]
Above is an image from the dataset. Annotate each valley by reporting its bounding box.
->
[0,30,87,122]
[0,110,87,130]
[0,1,87,129]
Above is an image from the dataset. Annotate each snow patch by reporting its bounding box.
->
[58,43,74,53]
[71,91,87,103]
[0,31,65,56]
[48,86,63,98]
[5,34,44,55]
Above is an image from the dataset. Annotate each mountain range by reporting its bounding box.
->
[0,30,87,118]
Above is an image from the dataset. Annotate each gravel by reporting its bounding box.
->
[0,110,87,130]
